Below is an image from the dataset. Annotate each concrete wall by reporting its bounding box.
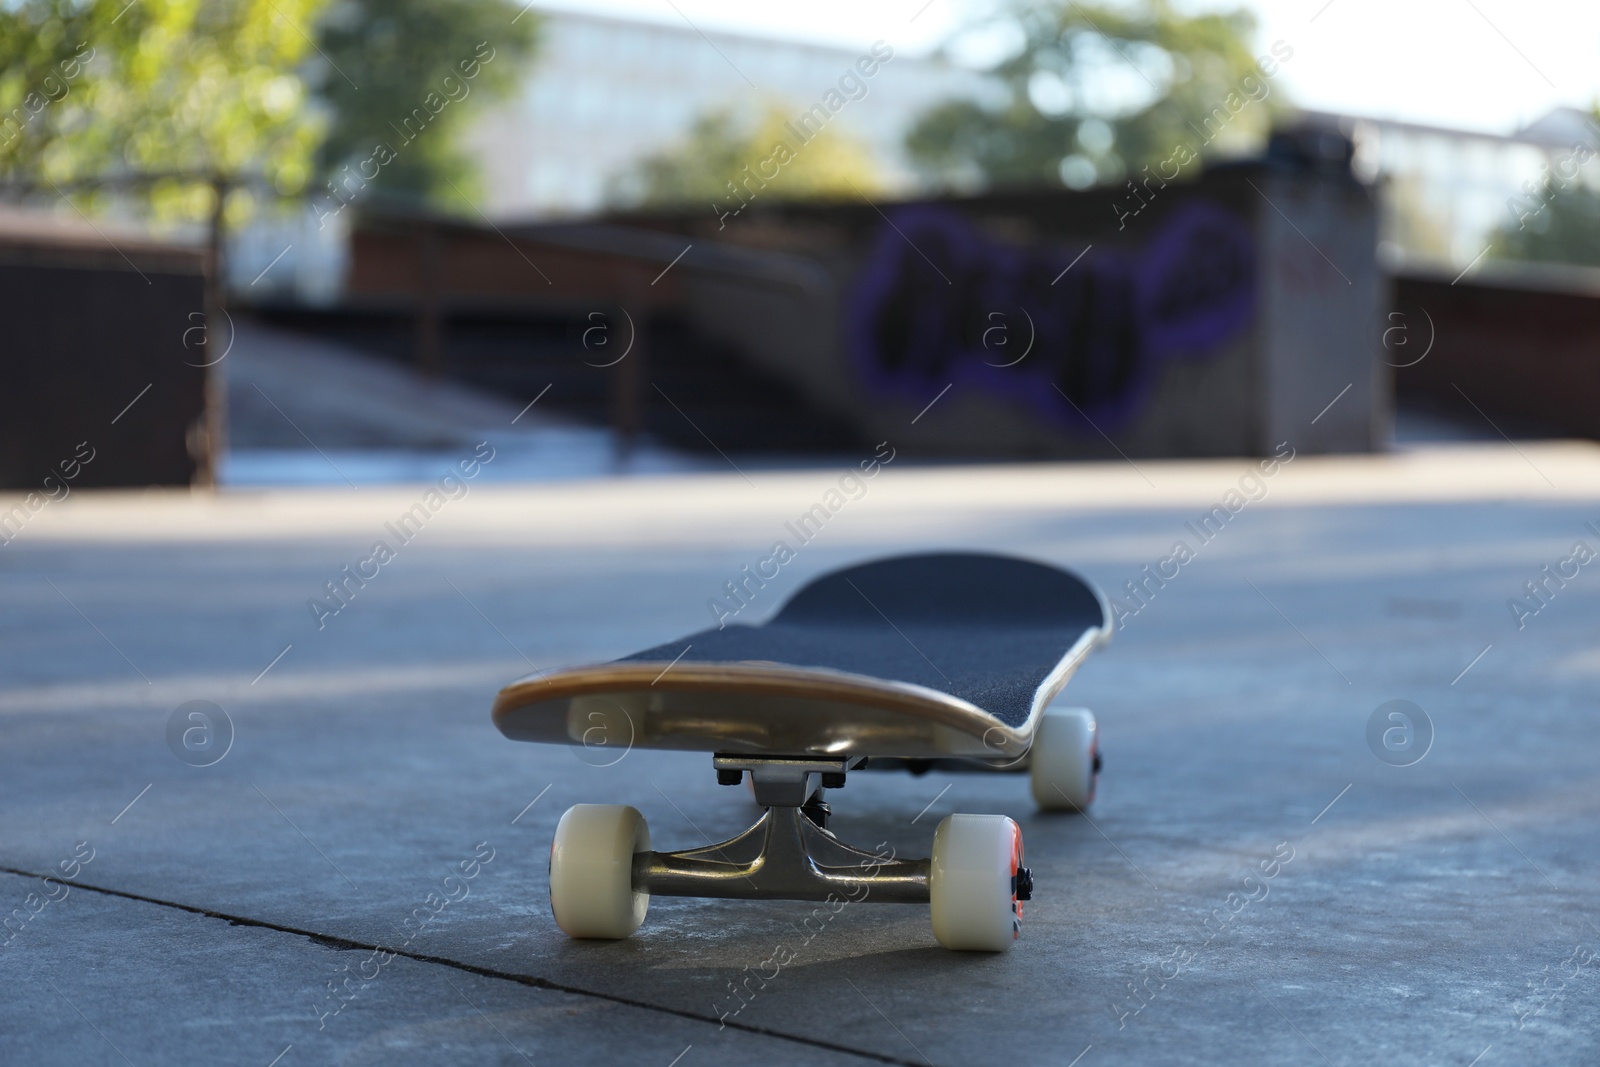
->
[1393,261,1600,439]
[1256,169,1386,453]
[0,231,207,492]
[323,162,1385,460]
[643,162,1384,458]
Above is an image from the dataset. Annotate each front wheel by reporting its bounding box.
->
[1030,707,1099,812]
[549,804,650,939]
[929,813,1028,951]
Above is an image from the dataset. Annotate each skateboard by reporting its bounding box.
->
[492,552,1111,951]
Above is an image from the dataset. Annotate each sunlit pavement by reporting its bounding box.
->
[3,443,1599,1065]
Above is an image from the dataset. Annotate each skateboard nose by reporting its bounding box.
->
[1014,865,1034,901]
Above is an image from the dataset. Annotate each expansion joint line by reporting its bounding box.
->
[0,865,920,1066]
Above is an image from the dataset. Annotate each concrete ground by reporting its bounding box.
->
[4,442,1599,1066]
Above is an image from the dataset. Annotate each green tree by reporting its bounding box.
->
[0,0,539,221]
[614,103,884,210]
[1492,177,1600,268]
[0,0,328,223]
[312,0,539,207]
[907,0,1284,191]
[0,0,109,175]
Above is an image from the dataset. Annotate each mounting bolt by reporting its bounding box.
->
[800,796,831,830]
[716,768,743,786]
[1014,866,1034,901]
[820,772,846,789]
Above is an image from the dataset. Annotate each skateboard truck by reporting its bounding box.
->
[547,754,1035,951]
[638,756,931,904]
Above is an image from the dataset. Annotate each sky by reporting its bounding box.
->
[534,0,1600,136]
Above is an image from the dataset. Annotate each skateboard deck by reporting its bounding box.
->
[493,552,1110,762]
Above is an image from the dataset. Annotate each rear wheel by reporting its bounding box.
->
[929,814,1027,951]
[549,804,650,939]
[1030,707,1099,811]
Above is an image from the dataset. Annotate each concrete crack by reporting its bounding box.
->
[0,866,923,1066]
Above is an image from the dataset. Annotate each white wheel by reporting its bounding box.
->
[1030,707,1099,812]
[929,814,1026,951]
[549,804,650,939]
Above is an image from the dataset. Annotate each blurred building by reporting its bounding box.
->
[228,9,990,298]
[455,7,992,218]
[1288,107,1600,271]
[226,204,349,307]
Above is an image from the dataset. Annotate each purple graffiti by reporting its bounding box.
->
[848,201,1255,431]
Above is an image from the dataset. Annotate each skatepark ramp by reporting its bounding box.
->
[251,147,1385,461]
[250,215,867,456]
